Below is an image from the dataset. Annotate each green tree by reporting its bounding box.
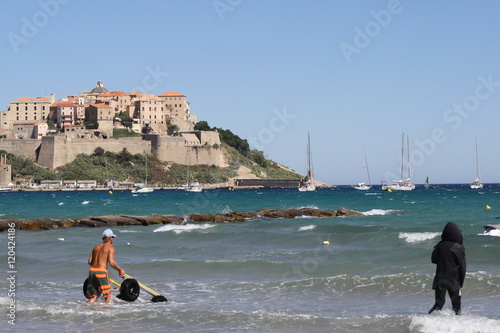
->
[167,124,179,136]
[93,147,105,156]
[194,120,211,131]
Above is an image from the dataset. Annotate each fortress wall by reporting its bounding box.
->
[151,135,227,167]
[38,136,151,169]
[3,132,226,170]
[0,139,41,160]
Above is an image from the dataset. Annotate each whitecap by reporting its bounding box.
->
[363,209,400,216]
[410,313,500,333]
[298,225,316,231]
[153,223,216,234]
[299,205,319,209]
[399,232,440,243]
[82,201,90,205]
[58,202,64,206]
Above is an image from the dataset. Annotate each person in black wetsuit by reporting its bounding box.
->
[429,222,466,315]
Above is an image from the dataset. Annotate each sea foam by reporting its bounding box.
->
[363,209,400,216]
[410,313,500,333]
[298,225,316,231]
[154,223,216,234]
[399,232,440,244]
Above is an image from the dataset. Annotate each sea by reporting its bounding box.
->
[1,184,500,333]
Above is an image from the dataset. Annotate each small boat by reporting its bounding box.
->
[184,153,203,192]
[382,133,415,191]
[185,181,203,193]
[132,152,154,193]
[131,184,154,193]
[352,149,372,190]
[298,133,316,192]
[0,186,13,192]
[483,224,500,236]
[470,138,483,189]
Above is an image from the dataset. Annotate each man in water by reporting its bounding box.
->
[428,222,466,315]
[85,229,126,303]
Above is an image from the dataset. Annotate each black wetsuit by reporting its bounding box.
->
[429,222,466,315]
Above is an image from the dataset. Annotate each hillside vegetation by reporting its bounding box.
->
[0,123,302,186]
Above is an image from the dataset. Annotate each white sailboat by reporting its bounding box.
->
[184,152,203,192]
[470,137,483,189]
[298,133,316,192]
[131,152,154,193]
[382,133,415,191]
[352,149,372,190]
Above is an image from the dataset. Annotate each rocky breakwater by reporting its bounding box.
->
[0,208,364,232]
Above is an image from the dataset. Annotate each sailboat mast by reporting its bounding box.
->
[363,148,372,185]
[475,137,481,181]
[400,133,405,180]
[407,135,412,181]
[306,133,313,178]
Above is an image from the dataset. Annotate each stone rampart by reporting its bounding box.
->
[37,136,151,169]
[1,131,226,169]
[0,139,41,161]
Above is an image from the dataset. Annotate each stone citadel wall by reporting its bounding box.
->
[0,131,227,169]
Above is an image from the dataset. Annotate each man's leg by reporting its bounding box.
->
[449,289,461,315]
[429,289,446,314]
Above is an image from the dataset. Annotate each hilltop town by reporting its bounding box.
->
[0,81,306,189]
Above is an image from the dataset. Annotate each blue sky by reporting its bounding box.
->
[2,0,500,185]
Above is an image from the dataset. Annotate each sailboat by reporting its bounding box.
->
[470,137,483,189]
[184,152,203,192]
[298,133,316,192]
[382,133,415,191]
[352,149,372,190]
[131,152,154,193]
[424,176,430,190]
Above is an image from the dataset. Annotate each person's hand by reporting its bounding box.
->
[119,269,126,278]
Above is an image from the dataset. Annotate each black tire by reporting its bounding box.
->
[83,277,100,299]
[151,295,167,302]
[83,277,90,297]
[119,278,140,302]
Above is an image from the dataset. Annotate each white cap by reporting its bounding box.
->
[102,229,117,238]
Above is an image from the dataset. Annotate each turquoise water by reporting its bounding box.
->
[1,185,500,332]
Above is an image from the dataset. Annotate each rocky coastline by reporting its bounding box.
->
[0,208,364,232]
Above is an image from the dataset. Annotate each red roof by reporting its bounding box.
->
[16,96,49,101]
[91,103,112,108]
[99,91,129,97]
[159,91,185,97]
[57,102,76,107]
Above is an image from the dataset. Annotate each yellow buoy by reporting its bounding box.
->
[486,205,491,209]
[387,189,392,193]
[322,241,330,246]
[108,191,113,194]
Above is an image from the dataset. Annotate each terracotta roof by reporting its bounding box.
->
[57,102,76,107]
[91,103,112,108]
[159,91,185,97]
[99,91,129,97]
[16,96,49,101]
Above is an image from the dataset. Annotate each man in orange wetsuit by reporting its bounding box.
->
[86,229,126,303]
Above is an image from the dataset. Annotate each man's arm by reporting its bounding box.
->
[108,246,125,278]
